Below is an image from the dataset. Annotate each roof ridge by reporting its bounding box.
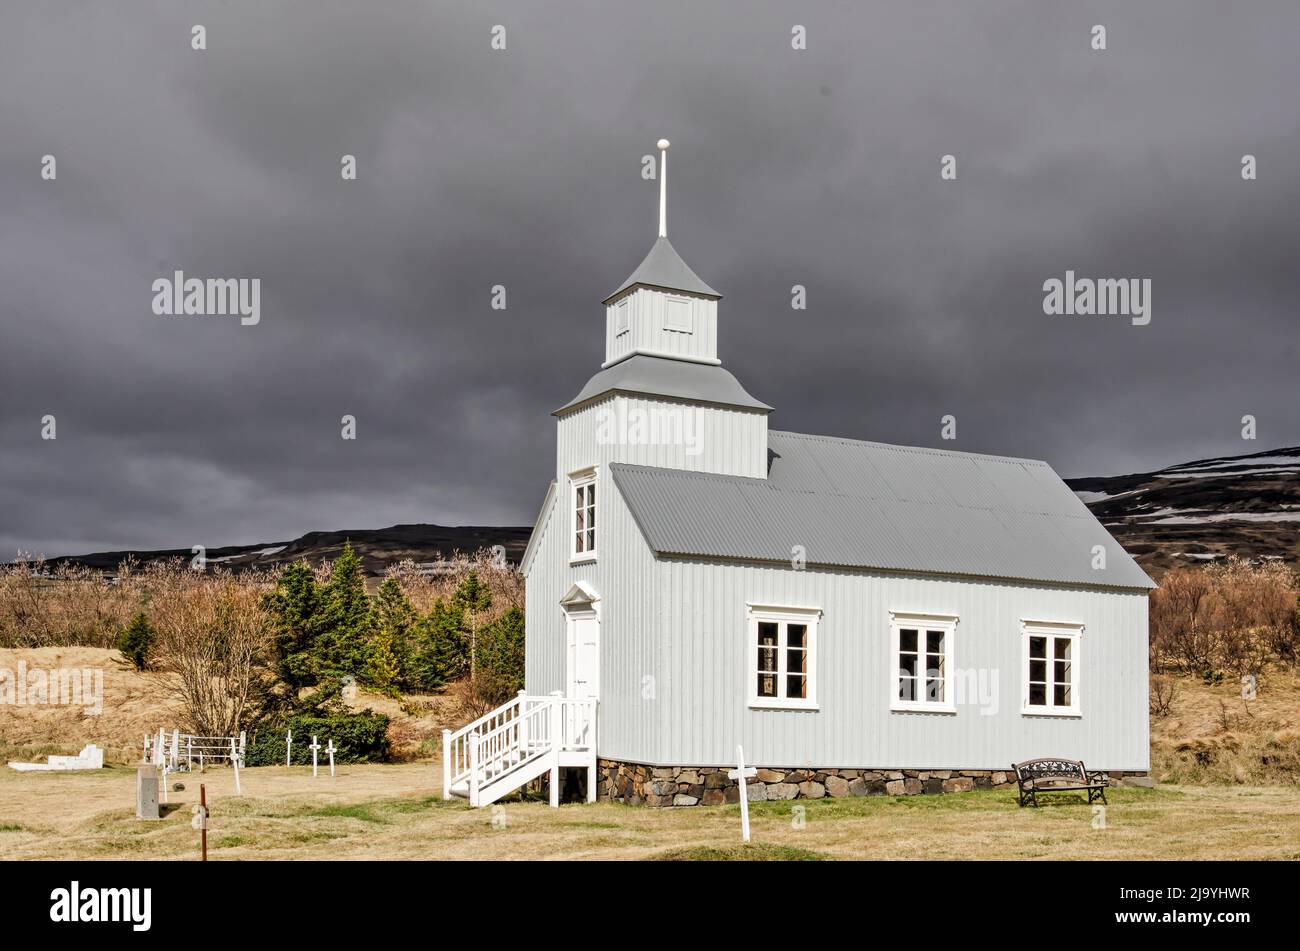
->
[769,430,1050,468]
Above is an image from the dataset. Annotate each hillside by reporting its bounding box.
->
[36,523,532,578]
[1066,447,1300,577]
[23,445,1300,581]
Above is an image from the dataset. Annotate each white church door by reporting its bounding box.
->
[564,606,599,749]
[566,609,599,700]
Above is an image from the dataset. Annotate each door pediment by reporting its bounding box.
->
[560,581,601,612]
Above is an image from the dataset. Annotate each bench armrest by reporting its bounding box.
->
[1086,770,1110,786]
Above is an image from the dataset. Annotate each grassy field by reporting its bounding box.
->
[2,761,1298,861]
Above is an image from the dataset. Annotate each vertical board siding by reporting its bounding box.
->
[652,559,1149,770]
[604,290,719,367]
[525,468,667,763]
[557,396,766,482]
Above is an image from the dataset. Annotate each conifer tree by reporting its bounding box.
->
[263,561,321,689]
[453,570,492,682]
[368,576,416,692]
[314,543,373,678]
[117,611,155,672]
[406,597,467,690]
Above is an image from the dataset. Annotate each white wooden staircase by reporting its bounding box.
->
[442,691,597,807]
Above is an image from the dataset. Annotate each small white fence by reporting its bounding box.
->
[145,728,246,771]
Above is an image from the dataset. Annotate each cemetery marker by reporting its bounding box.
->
[727,745,758,843]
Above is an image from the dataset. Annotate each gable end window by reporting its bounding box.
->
[570,470,597,561]
[890,612,957,713]
[747,605,820,710]
[1022,621,1081,716]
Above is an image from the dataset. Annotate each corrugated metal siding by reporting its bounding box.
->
[524,467,667,763]
[556,395,767,481]
[653,558,1149,770]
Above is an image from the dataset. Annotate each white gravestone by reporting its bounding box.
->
[8,743,105,772]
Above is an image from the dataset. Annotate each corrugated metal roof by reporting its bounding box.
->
[603,236,721,303]
[553,354,773,416]
[610,430,1156,590]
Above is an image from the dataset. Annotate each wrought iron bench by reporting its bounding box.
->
[1012,758,1108,807]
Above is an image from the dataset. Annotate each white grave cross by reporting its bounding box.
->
[326,739,336,777]
[285,729,293,767]
[727,744,758,843]
[230,736,242,795]
[309,735,321,778]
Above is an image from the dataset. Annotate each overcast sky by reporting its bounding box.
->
[2,1,1298,557]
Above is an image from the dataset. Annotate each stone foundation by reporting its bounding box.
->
[596,759,1150,806]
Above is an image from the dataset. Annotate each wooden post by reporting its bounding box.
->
[517,689,528,756]
[586,699,597,803]
[441,729,453,800]
[468,732,480,807]
[199,784,208,862]
[548,698,561,808]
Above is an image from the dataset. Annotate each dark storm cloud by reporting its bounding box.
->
[2,1,1298,556]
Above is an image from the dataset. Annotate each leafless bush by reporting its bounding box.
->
[384,548,523,620]
[1150,558,1300,678]
[149,567,275,735]
[1149,674,1177,718]
[0,554,145,648]
[445,665,519,722]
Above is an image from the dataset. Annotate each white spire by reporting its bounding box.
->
[657,138,670,238]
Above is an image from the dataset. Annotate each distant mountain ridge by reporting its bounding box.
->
[30,446,1300,581]
[1065,446,1300,576]
[39,524,533,577]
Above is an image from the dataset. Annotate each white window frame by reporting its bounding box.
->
[889,611,958,714]
[569,468,597,564]
[746,604,821,710]
[615,299,630,336]
[1021,620,1082,717]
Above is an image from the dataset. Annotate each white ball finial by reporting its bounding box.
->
[657,138,671,151]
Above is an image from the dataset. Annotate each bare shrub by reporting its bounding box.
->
[149,566,275,736]
[1150,558,1300,678]
[1149,674,1177,718]
[0,555,145,648]
[384,548,523,620]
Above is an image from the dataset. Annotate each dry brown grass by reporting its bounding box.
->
[1,763,1297,861]
[0,647,463,763]
[1150,665,1300,784]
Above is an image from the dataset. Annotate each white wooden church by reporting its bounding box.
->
[442,141,1154,808]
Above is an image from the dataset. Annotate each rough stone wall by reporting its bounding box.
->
[596,759,1150,806]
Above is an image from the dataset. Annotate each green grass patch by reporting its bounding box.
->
[0,823,24,832]
[298,803,387,823]
[654,842,829,861]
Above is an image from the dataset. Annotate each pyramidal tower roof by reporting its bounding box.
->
[602,138,721,304]
[603,235,720,303]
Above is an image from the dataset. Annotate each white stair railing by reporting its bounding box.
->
[442,691,598,806]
